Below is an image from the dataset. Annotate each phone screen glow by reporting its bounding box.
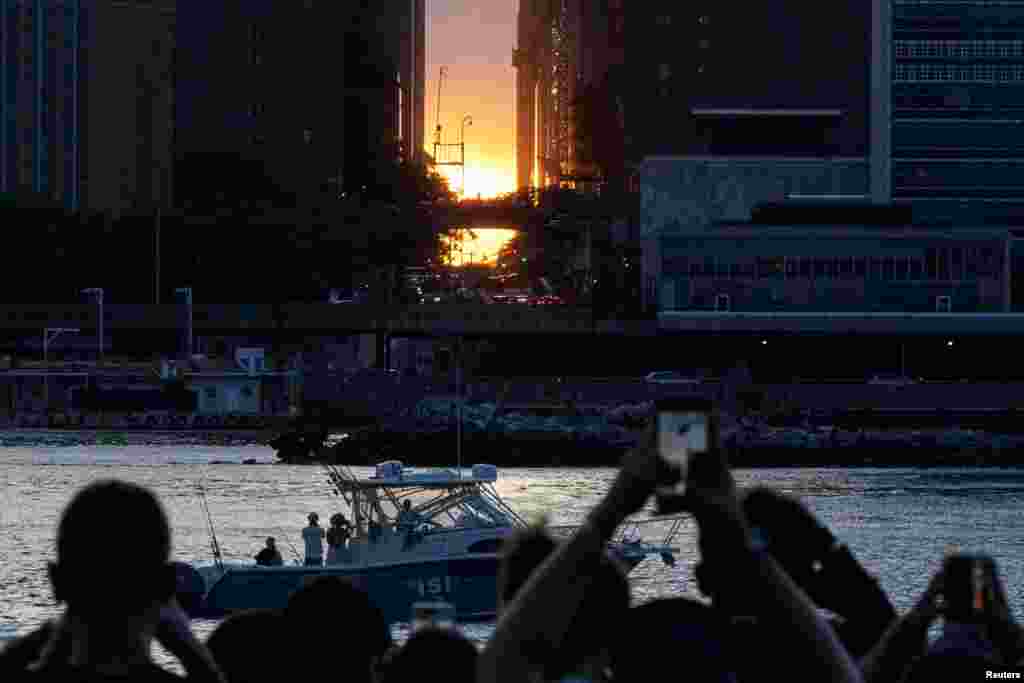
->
[659,412,708,469]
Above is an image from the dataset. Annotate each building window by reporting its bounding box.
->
[869,257,882,280]
[966,249,979,279]
[854,257,866,278]
[908,257,921,281]
[757,257,784,279]
[813,258,827,279]
[785,257,797,278]
[656,14,672,26]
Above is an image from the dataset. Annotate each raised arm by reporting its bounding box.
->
[477,424,667,683]
[859,571,941,683]
[686,455,862,683]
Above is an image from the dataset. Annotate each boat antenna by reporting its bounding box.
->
[197,480,223,572]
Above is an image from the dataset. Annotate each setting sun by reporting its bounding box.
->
[440,228,518,266]
[438,164,516,200]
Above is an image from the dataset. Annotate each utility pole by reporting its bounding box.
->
[176,287,193,357]
[154,207,162,304]
[43,328,79,413]
[81,288,104,364]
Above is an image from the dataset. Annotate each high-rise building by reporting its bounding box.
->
[891,1,1024,220]
[623,1,870,162]
[175,1,424,205]
[1,0,175,214]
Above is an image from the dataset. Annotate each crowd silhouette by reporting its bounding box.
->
[3,416,1024,682]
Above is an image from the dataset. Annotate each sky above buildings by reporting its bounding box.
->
[426,1,517,200]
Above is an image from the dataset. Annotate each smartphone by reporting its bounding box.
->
[411,601,455,631]
[941,553,995,623]
[655,398,717,514]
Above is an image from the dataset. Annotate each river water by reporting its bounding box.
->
[2,432,1024,668]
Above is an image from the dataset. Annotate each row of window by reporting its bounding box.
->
[692,292,957,313]
[664,249,1002,281]
[894,63,1024,82]
[896,39,1024,58]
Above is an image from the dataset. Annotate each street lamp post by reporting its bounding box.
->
[81,288,104,363]
[43,327,79,413]
[460,115,473,199]
[176,288,193,357]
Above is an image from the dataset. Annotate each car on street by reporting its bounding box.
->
[867,373,921,386]
[643,371,703,385]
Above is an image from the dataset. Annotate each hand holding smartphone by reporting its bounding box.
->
[939,553,997,623]
[654,398,718,516]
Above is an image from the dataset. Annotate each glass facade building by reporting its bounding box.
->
[0,0,84,211]
[892,0,1024,212]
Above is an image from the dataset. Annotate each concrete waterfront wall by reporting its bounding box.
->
[336,377,1024,415]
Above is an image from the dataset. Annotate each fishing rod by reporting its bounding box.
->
[197,480,224,573]
[285,539,303,565]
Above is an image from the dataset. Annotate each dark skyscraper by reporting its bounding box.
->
[174,0,424,206]
[1,0,174,214]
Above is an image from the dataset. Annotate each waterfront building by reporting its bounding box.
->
[657,200,1011,313]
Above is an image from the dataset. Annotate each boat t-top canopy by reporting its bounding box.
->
[322,461,526,536]
[340,461,499,490]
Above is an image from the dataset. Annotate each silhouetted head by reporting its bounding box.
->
[403,500,412,511]
[498,526,630,681]
[266,537,276,548]
[284,577,392,682]
[610,598,737,683]
[307,513,319,525]
[206,609,284,683]
[48,479,173,621]
[383,627,477,683]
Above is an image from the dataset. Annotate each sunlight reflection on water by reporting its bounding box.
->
[2,437,1024,670]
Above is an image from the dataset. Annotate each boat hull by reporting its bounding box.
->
[196,555,501,624]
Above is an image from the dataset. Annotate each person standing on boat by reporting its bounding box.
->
[397,500,422,550]
[326,514,351,565]
[302,513,325,566]
[255,537,284,566]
